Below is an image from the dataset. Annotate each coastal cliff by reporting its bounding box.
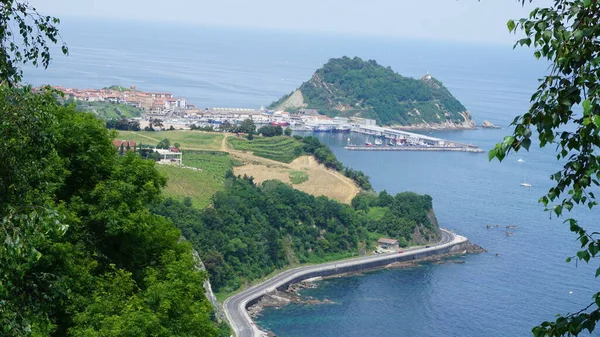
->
[269,56,475,129]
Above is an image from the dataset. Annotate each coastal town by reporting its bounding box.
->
[47,84,484,153]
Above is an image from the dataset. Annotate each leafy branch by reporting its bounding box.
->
[0,0,68,85]
[490,0,600,335]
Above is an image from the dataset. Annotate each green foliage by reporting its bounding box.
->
[118,130,224,151]
[284,127,293,136]
[156,138,171,149]
[269,56,468,126]
[73,101,143,120]
[352,191,438,244]
[228,135,373,190]
[491,1,600,336]
[229,136,304,163]
[102,85,134,92]
[157,151,234,208]
[238,118,257,134]
[300,136,343,171]
[289,170,309,184]
[153,177,438,293]
[106,118,141,131]
[257,125,284,137]
[0,86,219,336]
[0,1,68,86]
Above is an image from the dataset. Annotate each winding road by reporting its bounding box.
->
[224,229,465,337]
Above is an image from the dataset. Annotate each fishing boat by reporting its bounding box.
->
[333,126,351,133]
[374,138,383,146]
[314,126,333,132]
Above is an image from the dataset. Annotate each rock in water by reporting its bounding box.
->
[481,120,500,129]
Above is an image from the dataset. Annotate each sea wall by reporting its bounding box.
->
[245,237,470,309]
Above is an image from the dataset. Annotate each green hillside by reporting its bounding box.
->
[269,56,473,127]
[74,101,143,119]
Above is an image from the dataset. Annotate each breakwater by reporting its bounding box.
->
[224,229,470,337]
[344,145,485,153]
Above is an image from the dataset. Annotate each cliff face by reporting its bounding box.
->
[270,56,474,129]
[411,209,443,245]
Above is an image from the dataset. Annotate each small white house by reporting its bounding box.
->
[155,149,182,166]
[377,238,400,250]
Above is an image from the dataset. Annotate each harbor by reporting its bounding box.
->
[344,145,484,153]
[48,83,485,154]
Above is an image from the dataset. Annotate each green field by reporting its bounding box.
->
[228,136,304,163]
[157,150,233,208]
[76,101,143,119]
[117,130,224,150]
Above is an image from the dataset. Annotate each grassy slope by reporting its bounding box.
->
[117,131,223,150]
[76,101,143,119]
[289,170,309,184]
[228,136,303,163]
[157,151,233,208]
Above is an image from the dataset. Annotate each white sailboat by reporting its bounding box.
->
[520,172,532,187]
[518,158,531,187]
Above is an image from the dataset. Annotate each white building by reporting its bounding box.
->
[155,149,182,166]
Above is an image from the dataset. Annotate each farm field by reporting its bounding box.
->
[117,130,223,150]
[157,150,233,208]
[112,130,359,205]
[227,136,303,163]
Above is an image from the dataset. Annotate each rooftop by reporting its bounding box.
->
[377,238,398,245]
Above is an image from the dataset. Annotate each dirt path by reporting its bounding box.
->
[221,134,229,151]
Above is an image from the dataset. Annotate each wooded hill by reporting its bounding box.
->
[270,56,473,127]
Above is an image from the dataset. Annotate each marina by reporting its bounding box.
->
[344,145,484,153]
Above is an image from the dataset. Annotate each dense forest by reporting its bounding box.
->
[1,87,226,336]
[269,56,471,126]
[152,176,440,294]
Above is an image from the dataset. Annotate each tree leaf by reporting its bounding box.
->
[507,20,516,33]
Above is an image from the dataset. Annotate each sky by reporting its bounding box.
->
[30,0,551,44]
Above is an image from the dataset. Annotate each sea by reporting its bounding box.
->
[24,18,600,337]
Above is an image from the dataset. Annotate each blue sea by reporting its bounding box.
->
[25,18,600,337]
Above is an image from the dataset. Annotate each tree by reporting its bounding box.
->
[284,127,293,136]
[174,142,181,150]
[1,87,220,336]
[490,1,600,335]
[239,118,256,134]
[0,1,68,86]
[220,120,233,132]
[258,125,283,137]
[156,138,170,149]
[150,118,163,130]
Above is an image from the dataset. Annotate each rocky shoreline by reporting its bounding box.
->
[248,242,487,318]
[247,281,335,318]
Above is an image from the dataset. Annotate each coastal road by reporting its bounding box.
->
[224,229,465,337]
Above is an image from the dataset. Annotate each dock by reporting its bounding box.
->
[344,145,485,153]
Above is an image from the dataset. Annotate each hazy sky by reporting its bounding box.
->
[30,0,549,44]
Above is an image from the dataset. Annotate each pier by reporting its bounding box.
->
[344,145,484,153]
